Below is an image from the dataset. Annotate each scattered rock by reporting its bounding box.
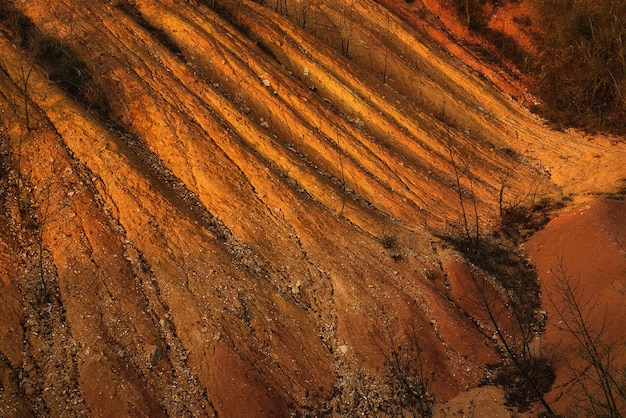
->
[148,345,162,367]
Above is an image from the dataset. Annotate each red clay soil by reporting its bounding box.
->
[525,198,626,414]
[0,0,625,416]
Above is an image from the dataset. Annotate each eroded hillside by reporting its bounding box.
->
[1,0,625,416]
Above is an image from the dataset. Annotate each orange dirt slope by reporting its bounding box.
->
[0,0,625,416]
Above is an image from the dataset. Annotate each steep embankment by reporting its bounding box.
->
[0,0,624,416]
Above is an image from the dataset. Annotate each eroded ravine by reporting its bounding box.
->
[1,0,625,416]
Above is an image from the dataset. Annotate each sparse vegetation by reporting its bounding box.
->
[339,0,355,58]
[445,146,557,414]
[442,129,624,415]
[381,232,403,262]
[0,6,111,119]
[604,179,626,201]
[546,260,626,418]
[493,356,556,411]
[302,317,434,417]
[450,0,626,133]
[445,221,558,412]
[535,0,626,133]
[454,244,556,414]
[450,0,488,30]
[379,323,434,417]
[381,232,398,249]
[1,0,625,415]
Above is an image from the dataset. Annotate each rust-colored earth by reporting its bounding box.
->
[0,0,624,416]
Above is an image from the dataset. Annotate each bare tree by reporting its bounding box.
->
[19,61,33,133]
[335,131,346,218]
[546,259,626,417]
[339,1,354,58]
[382,10,390,84]
[294,0,313,29]
[462,261,556,415]
[446,144,555,414]
[273,0,288,16]
[377,318,434,418]
[446,141,479,248]
[303,313,434,416]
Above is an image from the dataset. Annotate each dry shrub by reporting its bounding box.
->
[535,0,626,133]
